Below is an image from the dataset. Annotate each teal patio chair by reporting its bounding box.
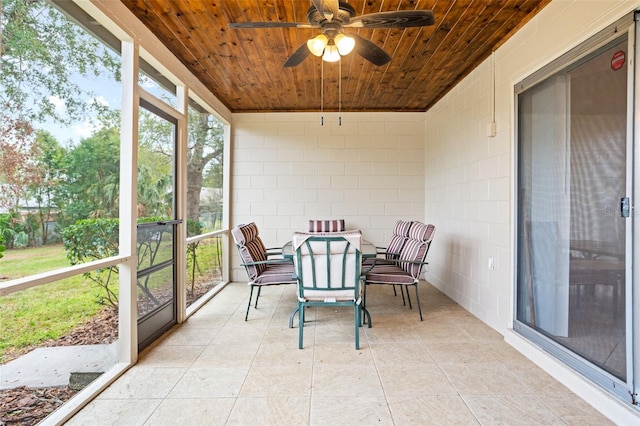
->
[292,231,371,349]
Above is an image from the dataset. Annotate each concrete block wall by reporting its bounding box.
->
[423,0,639,333]
[230,111,425,282]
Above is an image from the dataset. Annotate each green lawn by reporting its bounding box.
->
[0,240,222,362]
[0,246,105,361]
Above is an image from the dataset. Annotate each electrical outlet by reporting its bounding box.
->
[488,257,495,270]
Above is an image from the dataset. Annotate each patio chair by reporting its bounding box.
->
[364,222,435,320]
[363,219,413,301]
[292,231,371,349]
[308,219,346,233]
[231,222,296,321]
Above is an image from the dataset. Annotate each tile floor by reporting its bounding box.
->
[67,281,614,425]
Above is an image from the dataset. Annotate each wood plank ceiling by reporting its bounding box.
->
[122,0,551,113]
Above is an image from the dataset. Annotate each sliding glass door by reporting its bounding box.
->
[515,16,634,403]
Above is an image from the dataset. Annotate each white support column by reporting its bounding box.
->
[176,85,188,323]
[118,39,139,363]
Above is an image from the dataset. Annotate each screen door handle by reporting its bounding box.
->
[621,197,631,218]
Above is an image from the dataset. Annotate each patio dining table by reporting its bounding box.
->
[284,236,377,328]
[282,239,377,259]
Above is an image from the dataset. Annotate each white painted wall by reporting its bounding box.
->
[230,112,425,282]
[424,1,640,422]
[424,0,640,333]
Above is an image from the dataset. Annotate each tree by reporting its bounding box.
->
[1,0,121,228]
[1,0,120,125]
[56,128,120,225]
[0,113,42,210]
[137,102,225,223]
[28,131,67,244]
[186,107,224,222]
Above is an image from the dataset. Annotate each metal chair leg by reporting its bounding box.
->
[254,286,262,308]
[245,285,255,321]
[414,284,423,321]
[355,304,360,349]
[288,306,299,328]
[405,286,413,309]
[298,303,305,349]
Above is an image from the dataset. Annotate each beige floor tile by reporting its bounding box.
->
[413,322,474,343]
[66,399,160,426]
[310,396,393,426]
[167,367,248,398]
[378,362,458,396]
[313,342,375,366]
[426,341,499,364]
[239,364,312,397]
[440,362,531,395]
[458,322,504,343]
[192,343,259,368]
[369,342,434,366]
[97,367,186,399]
[463,394,566,425]
[137,345,205,368]
[363,325,419,343]
[227,396,310,425]
[507,363,573,394]
[253,340,315,367]
[157,325,219,346]
[178,313,228,330]
[387,395,480,425]
[312,364,384,397]
[66,281,626,426]
[144,398,235,425]
[537,392,615,425]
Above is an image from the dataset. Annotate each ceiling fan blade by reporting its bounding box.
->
[352,34,391,66]
[229,22,315,29]
[346,10,435,29]
[283,42,311,67]
[313,0,340,22]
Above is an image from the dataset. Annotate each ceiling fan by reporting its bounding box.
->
[229,0,435,67]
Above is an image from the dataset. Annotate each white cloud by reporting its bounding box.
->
[49,96,64,112]
[89,95,110,107]
[74,120,102,139]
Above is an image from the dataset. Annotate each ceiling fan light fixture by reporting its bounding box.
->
[335,33,355,56]
[307,34,328,56]
[322,44,341,62]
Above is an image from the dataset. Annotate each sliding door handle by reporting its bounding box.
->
[621,197,631,218]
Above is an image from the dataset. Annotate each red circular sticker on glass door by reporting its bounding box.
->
[611,51,625,71]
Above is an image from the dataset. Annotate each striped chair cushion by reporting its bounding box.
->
[408,222,435,243]
[398,238,428,278]
[308,219,345,233]
[365,263,417,285]
[386,220,413,260]
[252,261,296,285]
[231,223,268,279]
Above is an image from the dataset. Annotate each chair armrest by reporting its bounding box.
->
[375,258,429,266]
[265,247,285,257]
[240,258,293,267]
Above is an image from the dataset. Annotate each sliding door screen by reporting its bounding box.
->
[515,19,633,402]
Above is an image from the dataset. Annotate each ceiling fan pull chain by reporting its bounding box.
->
[321,59,324,125]
[338,58,342,126]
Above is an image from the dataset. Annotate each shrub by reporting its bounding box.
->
[62,218,119,307]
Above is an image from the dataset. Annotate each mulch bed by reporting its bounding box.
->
[0,308,118,426]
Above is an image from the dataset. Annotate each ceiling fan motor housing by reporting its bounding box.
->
[306,1,356,27]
